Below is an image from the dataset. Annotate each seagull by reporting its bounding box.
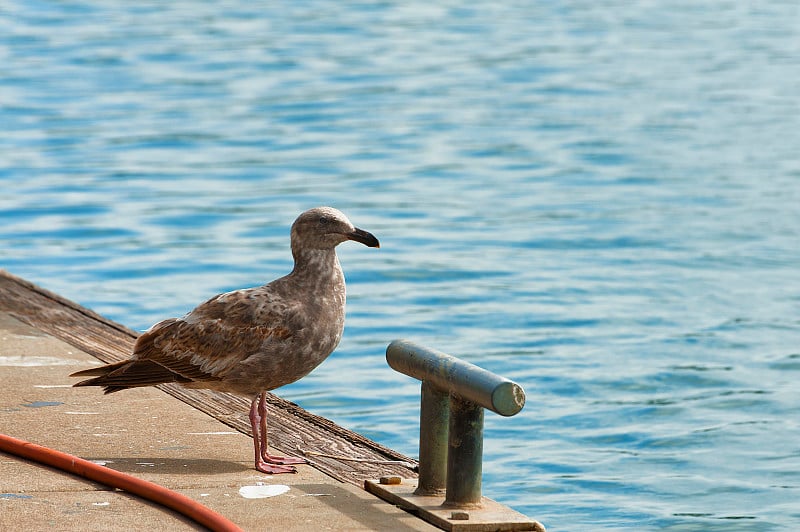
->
[71,206,380,474]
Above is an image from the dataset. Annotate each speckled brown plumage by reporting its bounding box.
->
[71,206,379,473]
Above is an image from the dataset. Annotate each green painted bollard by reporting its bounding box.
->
[386,339,526,508]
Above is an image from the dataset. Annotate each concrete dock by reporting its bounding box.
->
[0,270,545,531]
[0,311,437,531]
[0,269,440,531]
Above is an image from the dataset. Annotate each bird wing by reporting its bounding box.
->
[132,288,297,383]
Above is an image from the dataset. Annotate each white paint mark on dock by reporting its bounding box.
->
[0,355,77,366]
[239,484,290,499]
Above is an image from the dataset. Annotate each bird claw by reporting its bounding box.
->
[255,461,299,474]
[261,453,308,466]
[255,452,308,473]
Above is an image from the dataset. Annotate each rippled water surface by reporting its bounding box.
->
[2,2,800,529]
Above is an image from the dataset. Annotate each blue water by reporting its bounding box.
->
[2,1,800,529]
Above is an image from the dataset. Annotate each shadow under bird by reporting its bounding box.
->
[70,206,380,474]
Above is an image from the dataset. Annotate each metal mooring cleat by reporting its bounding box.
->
[365,339,545,532]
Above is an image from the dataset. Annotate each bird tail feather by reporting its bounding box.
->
[70,359,191,394]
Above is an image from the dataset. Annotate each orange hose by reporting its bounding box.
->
[0,433,242,532]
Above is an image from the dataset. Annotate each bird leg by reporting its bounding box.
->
[257,391,308,466]
[248,392,307,474]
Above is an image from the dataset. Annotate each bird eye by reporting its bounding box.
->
[318,216,331,225]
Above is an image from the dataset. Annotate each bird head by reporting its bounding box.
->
[291,207,380,251]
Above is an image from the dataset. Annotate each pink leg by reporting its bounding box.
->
[257,392,307,466]
[248,392,306,474]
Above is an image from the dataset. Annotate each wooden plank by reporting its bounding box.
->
[0,269,418,486]
[365,479,544,532]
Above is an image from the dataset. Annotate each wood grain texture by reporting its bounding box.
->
[0,269,418,486]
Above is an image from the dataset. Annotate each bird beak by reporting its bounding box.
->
[348,227,380,248]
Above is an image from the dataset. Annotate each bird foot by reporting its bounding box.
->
[261,453,308,466]
[255,460,298,474]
